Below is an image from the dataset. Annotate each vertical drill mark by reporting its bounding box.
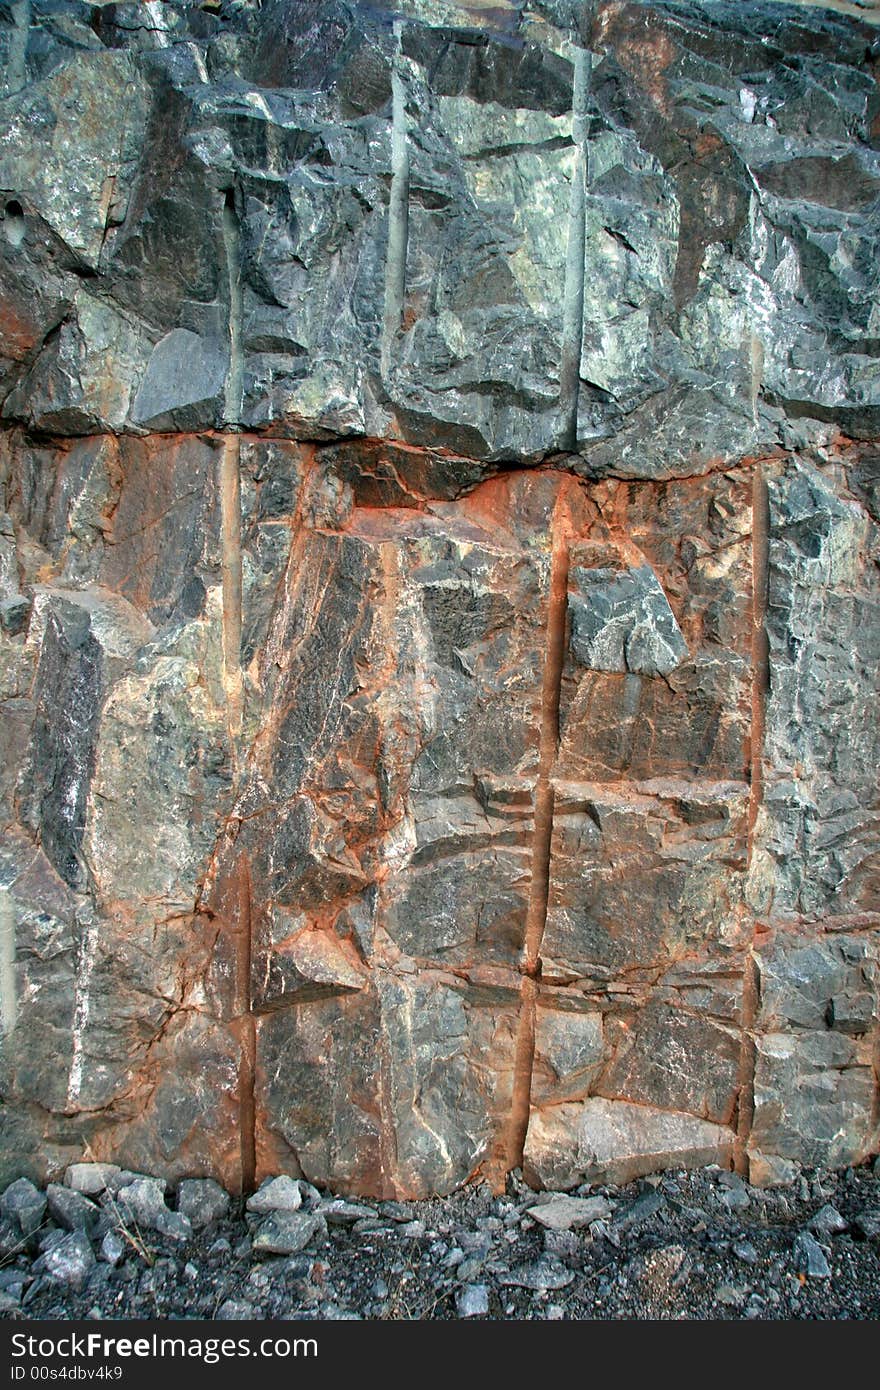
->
[734,951,759,1175]
[505,974,538,1181]
[748,463,770,850]
[5,0,30,97]
[504,491,573,1175]
[749,332,765,428]
[381,21,410,377]
[67,909,99,1110]
[219,186,251,1188]
[736,462,770,1174]
[220,188,244,738]
[559,45,590,451]
[523,520,571,975]
[222,188,244,427]
[220,434,243,738]
[0,889,16,1037]
[376,972,401,1200]
[235,857,256,1195]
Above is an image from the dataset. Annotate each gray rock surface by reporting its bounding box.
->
[45,1183,100,1236]
[65,1163,121,1196]
[793,1230,832,1280]
[456,1283,490,1317]
[0,0,875,456]
[0,0,878,1199]
[0,1178,46,1236]
[39,1231,95,1291]
[177,1179,231,1231]
[117,1179,193,1243]
[246,1176,304,1215]
[810,1204,848,1240]
[569,564,688,676]
[526,1195,612,1230]
[251,1210,325,1256]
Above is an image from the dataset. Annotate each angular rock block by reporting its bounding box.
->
[543,779,750,977]
[256,975,518,1199]
[749,929,880,1170]
[568,562,688,677]
[758,459,880,921]
[524,1098,735,1190]
[558,472,754,784]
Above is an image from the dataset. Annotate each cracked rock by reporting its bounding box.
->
[0,0,878,1202]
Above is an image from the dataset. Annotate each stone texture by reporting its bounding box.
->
[246,1176,303,1215]
[525,1098,735,1190]
[251,1210,325,1255]
[0,0,879,1199]
[45,1182,99,1236]
[0,1177,46,1236]
[568,562,688,676]
[526,1194,612,1230]
[39,1230,95,1291]
[0,2,875,456]
[177,1178,231,1230]
[64,1163,120,1196]
[793,1230,832,1279]
[749,929,880,1170]
[456,1283,490,1317]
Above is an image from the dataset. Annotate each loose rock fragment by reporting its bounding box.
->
[46,1184,100,1236]
[526,1196,612,1231]
[41,1232,95,1291]
[456,1284,490,1318]
[65,1164,121,1196]
[246,1177,304,1215]
[0,1179,46,1237]
[793,1232,832,1280]
[252,1212,325,1256]
[177,1179,230,1230]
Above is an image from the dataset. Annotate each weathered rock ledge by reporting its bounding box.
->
[0,1,879,1199]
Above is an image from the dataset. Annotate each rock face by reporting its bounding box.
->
[0,0,878,1197]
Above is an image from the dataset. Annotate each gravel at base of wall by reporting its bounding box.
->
[1,1160,878,1322]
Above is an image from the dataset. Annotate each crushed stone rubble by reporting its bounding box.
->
[0,1160,878,1321]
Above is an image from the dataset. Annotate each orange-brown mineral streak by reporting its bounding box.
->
[233,855,256,1194]
[734,950,759,1175]
[501,482,577,1180]
[369,546,403,1198]
[735,462,770,1175]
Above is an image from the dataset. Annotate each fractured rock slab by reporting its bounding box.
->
[526,1195,612,1231]
[524,1098,735,1190]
